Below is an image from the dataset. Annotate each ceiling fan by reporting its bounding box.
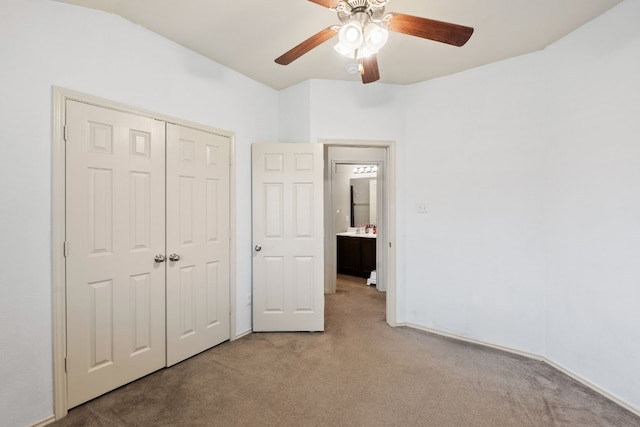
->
[275,0,474,84]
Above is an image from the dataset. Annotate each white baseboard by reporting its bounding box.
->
[28,415,55,427]
[402,322,544,361]
[543,358,640,418]
[401,323,640,418]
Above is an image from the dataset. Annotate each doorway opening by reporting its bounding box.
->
[335,163,379,286]
[322,140,397,326]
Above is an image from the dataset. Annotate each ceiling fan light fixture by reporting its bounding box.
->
[334,41,355,58]
[363,22,388,53]
[338,21,363,50]
[356,47,375,59]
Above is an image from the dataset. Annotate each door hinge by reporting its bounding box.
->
[63,125,68,142]
[389,242,392,248]
[63,241,69,257]
[64,357,68,373]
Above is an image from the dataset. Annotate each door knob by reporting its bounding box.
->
[254,245,262,252]
[154,254,166,263]
[169,253,181,262]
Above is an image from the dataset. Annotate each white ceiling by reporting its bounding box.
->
[54,0,622,90]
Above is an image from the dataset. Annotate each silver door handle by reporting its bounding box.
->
[254,245,262,252]
[154,254,166,263]
[169,253,181,262]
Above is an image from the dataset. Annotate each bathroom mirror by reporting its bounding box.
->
[350,177,376,227]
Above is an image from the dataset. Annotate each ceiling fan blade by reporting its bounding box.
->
[275,27,338,65]
[361,54,380,84]
[387,13,474,47]
[307,0,340,8]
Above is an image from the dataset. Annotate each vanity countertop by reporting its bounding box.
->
[337,231,377,238]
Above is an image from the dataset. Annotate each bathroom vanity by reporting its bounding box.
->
[336,232,376,278]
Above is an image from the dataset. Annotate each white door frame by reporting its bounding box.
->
[321,139,397,327]
[51,87,237,420]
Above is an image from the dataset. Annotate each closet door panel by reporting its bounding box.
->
[166,124,231,366]
[65,100,166,408]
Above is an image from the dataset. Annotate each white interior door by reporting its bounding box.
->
[252,143,324,332]
[166,124,230,365]
[65,100,166,408]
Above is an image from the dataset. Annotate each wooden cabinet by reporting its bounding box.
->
[337,235,376,278]
[361,238,376,273]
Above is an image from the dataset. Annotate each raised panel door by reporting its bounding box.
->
[65,100,166,408]
[252,144,324,332]
[166,124,230,366]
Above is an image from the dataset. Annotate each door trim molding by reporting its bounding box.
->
[321,139,397,327]
[51,87,237,420]
[52,87,67,420]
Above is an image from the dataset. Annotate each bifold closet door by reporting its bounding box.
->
[165,124,231,366]
[65,100,167,408]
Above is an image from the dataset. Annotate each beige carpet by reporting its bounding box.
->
[53,275,640,426]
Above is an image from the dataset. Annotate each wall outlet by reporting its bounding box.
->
[417,201,428,213]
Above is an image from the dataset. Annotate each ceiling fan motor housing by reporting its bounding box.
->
[337,0,388,23]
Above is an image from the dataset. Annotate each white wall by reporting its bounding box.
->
[543,0,640,409]
[0,1,277,425]
[308,79,406,143]
[402,0,640,411]
[278,81,312,143]
[402,52,549,355]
